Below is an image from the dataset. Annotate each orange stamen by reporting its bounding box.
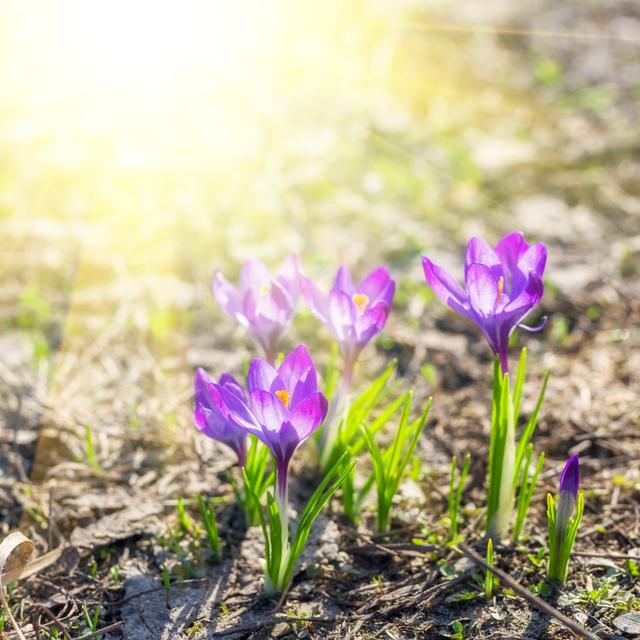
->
[259,282,271,296]
[497,276,504,304]
[275,389,290,408]
[352,293,369,315]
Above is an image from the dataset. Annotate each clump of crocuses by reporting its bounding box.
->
[422,232,548,540]
[547,454,583,583]
[213,256,299,365]
[195,345,353,596]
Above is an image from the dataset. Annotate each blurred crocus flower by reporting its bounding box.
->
[213,255,299,364]
[299,265,395,382]
[217,344,328,507]
[422,232,547,373]
[557,453,579,534]
[193,368,247,466]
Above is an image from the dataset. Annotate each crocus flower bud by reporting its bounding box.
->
[557,453,579,536]
[422,232,547,373]
[547,453,583,583]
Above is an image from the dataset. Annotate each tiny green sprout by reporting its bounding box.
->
[109,565,121,585]
[447,590,478,603]
[82,602,100,633]
[448,453,470,541]
[88,560,97,579]
[420,363,437,385]
[533,581,552,598]
[360,394,432,532]
[527,547,546,568]
[26,506,47,527]
[278,610,310,633]
[161,564,171,592]
[0,604,10,634]
[177,497,195,534]
[449,620,465,640]
[197,493,222,562]
[485,538,495,598]
[84,426,103,474]
[626,559,640,578]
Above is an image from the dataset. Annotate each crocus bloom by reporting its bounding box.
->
[193,368,247,466]
[216,345,328,505]
[212,255,299,364]
[299,265,395,382]
[422,232,547,373]
[557,453,579,535]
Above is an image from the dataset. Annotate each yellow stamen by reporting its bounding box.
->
[259,282,271,296]
[497,276,504,304]
[352,293,369,315]
[275,389,290,408]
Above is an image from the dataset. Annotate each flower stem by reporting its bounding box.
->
[487,371,516,541]
[319,369,353,469]
[494,398,516,538]
[275,466,289,589]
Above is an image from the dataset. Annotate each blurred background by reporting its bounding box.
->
[0,0,639,477]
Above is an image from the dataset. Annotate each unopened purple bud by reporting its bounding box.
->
[556,454,579,537]
[559,454,579,499]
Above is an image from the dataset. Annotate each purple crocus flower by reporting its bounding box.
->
[557,453,579,535]
[299,265,395,382]
[193,368,248,466]
[422,232,547,373]
[212,255,299,365]
[216,345,328,505]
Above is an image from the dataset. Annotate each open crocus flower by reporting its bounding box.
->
[299,265,395,382]
[212,255,299,365]
[422,232,547,373]
[193,368,247,466]
[216,345,328,507]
